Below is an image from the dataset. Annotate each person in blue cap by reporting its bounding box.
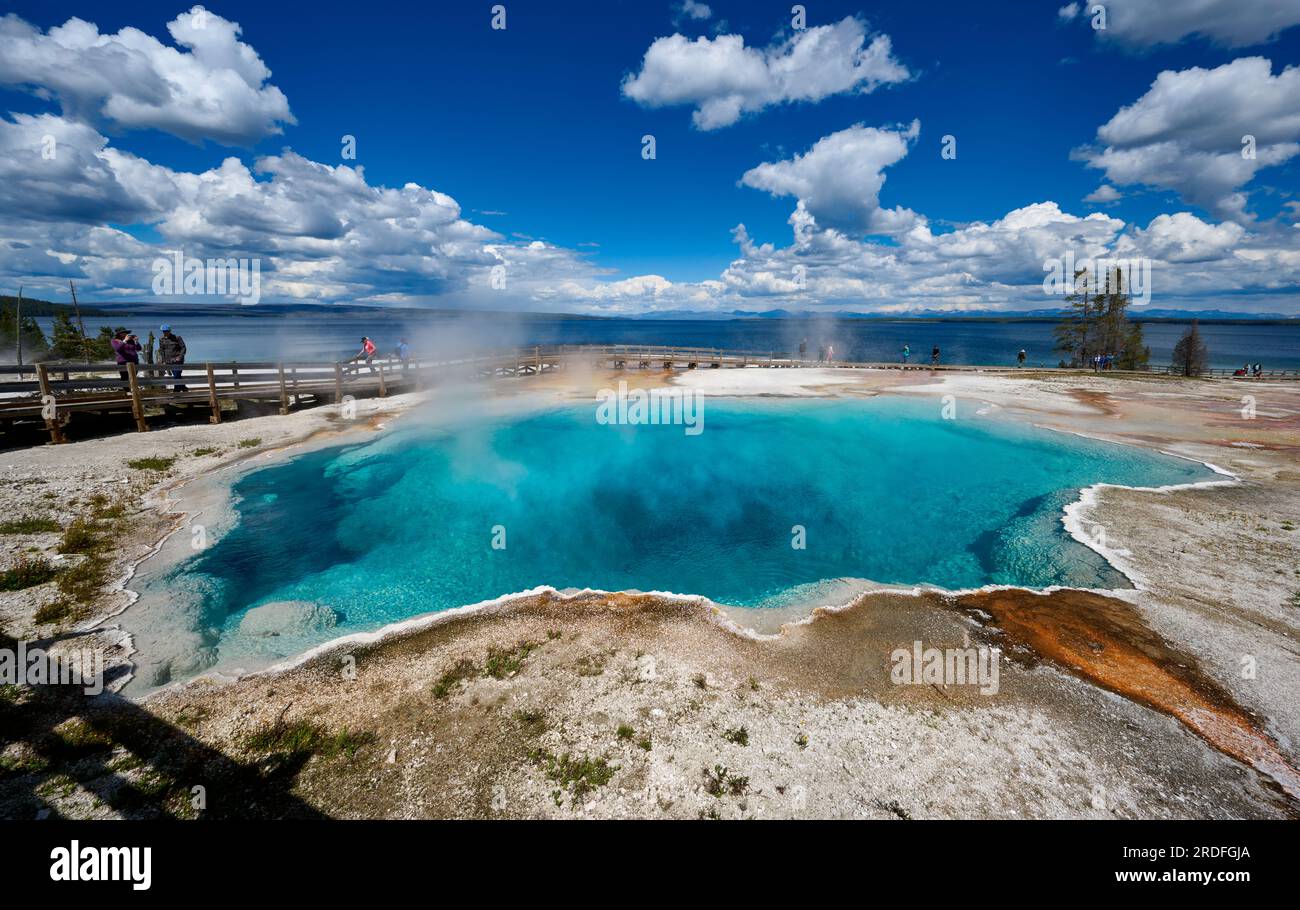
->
[159,323,188,391]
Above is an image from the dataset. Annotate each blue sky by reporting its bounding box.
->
[2,1,1299,312]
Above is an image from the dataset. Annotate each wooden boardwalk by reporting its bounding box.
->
[2,344,1296,446]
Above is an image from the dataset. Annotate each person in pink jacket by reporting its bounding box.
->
[351,336,377,374]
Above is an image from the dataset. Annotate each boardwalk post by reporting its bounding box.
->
[377,361,387,397]
[206,363,221,424]
[126,362,148,433]
[36,363,66,444]
[231,363,240,388]
[277,363,289,415]
[334,363,343,402]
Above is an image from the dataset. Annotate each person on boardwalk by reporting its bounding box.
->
[825,344,834,363]
[396,337,411,372]
[799,338,807,360]
[353,336,377,373]
[1017,348,1027,367]
[111,329,141,382]
[1253,362,1262,378]
[931,345,940,365]
[159,324,188,392]
[902,344,910,365]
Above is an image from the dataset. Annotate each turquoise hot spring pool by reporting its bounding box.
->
[131,395,1216,683]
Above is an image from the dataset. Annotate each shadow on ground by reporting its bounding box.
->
[0,631,327,820]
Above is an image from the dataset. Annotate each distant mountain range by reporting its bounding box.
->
[627,307,1299,323]
[14,298,1297,323]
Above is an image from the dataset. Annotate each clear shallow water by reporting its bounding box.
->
[135,396,1217,680]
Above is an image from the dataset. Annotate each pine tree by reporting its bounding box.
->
[1100,268,1124,356]
[88,326,115,360]
[1106,268,1149,370]
[49,312,113,361]
[0,302,49,359]
[1054,264,1148,370]
[1052,268,1093,366]
[1119,318,1150,370]
[50,312,85,360]
[1171,320,1209,376]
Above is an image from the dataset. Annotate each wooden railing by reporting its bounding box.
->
[1138,364,1300,379]
[1,356,440,443]
[1,345,1296,445]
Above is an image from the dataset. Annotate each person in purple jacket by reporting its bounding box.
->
[111,329,141,382]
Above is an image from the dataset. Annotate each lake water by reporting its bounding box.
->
[128,396,1214,685]
[34,313,1300,371]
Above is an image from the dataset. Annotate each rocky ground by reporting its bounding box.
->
[1,367,1297,819]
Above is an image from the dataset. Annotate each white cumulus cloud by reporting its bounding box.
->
[1085,0,1300,47]
[674,1,712,23]
[740,121,922,236]
[1084,184,1123,204]
[0,112,608,307]
[1077,57,1300,222]
[1128,212,1246,262]
[621,16,909,130]
[0,6,294,145]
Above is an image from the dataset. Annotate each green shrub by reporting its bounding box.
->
[127,456,176,471]
[704,764,748,797]
[531,749,617,798]
[483,640,538,679]
[722,726,749,746]
[432,658,477,698]
[0,517,61,534]
[241,720,373,759]
[87,494,125,521]
[57,518,100,554]
[0,554,59,591]
[55,555,110,605]
[34,600,81,625]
